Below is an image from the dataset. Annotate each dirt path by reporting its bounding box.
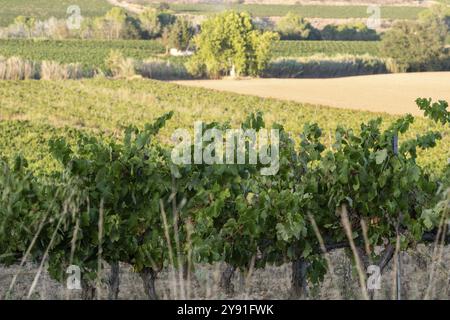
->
[106,0,146,14]
[119,0,433,7]
[175,72,450,116]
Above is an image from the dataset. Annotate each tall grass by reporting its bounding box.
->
[0,54,191,81]
[0,52,402,81]
[0,56,91,80]
[264,54,397,78]
[40,61,84,80]
[138,58,190,80]
[0,56,37,80]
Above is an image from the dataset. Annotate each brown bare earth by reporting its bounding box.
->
[2,245,449,299]
[175,72,450,116]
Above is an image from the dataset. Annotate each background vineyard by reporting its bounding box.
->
[0,0,112,26]
[0,40,383,71]
[164,3,425,19]
[0,39,167,70]
[0,0,431,27]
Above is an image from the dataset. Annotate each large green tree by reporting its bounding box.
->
[381,6,448,72]
[186,11,279,78]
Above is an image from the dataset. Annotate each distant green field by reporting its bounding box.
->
[274,40,381,57]
[167,4,425,19]
[0,39,166,70]
[0,39,382,71]
[0,0,112,26]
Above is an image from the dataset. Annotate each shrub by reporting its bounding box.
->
[276,12,320,40]
[320,23,379,41]
[138,8,163,39]
[264,54,389,78]
[105,50,136,78]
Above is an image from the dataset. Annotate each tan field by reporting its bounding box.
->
[175,72,450,116]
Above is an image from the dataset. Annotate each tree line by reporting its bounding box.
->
[2,6,450,77]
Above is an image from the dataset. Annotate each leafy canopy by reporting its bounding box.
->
[381,6,448,72]
[186,11,279,78]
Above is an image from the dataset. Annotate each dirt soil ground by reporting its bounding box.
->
[1,245,449,299]
[175,72,450,116]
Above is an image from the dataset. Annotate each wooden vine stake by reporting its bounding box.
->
[393,134,402,300]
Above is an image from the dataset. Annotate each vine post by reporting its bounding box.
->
[393,134,402,300]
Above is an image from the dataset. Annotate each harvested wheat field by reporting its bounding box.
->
[175,72,450,116]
